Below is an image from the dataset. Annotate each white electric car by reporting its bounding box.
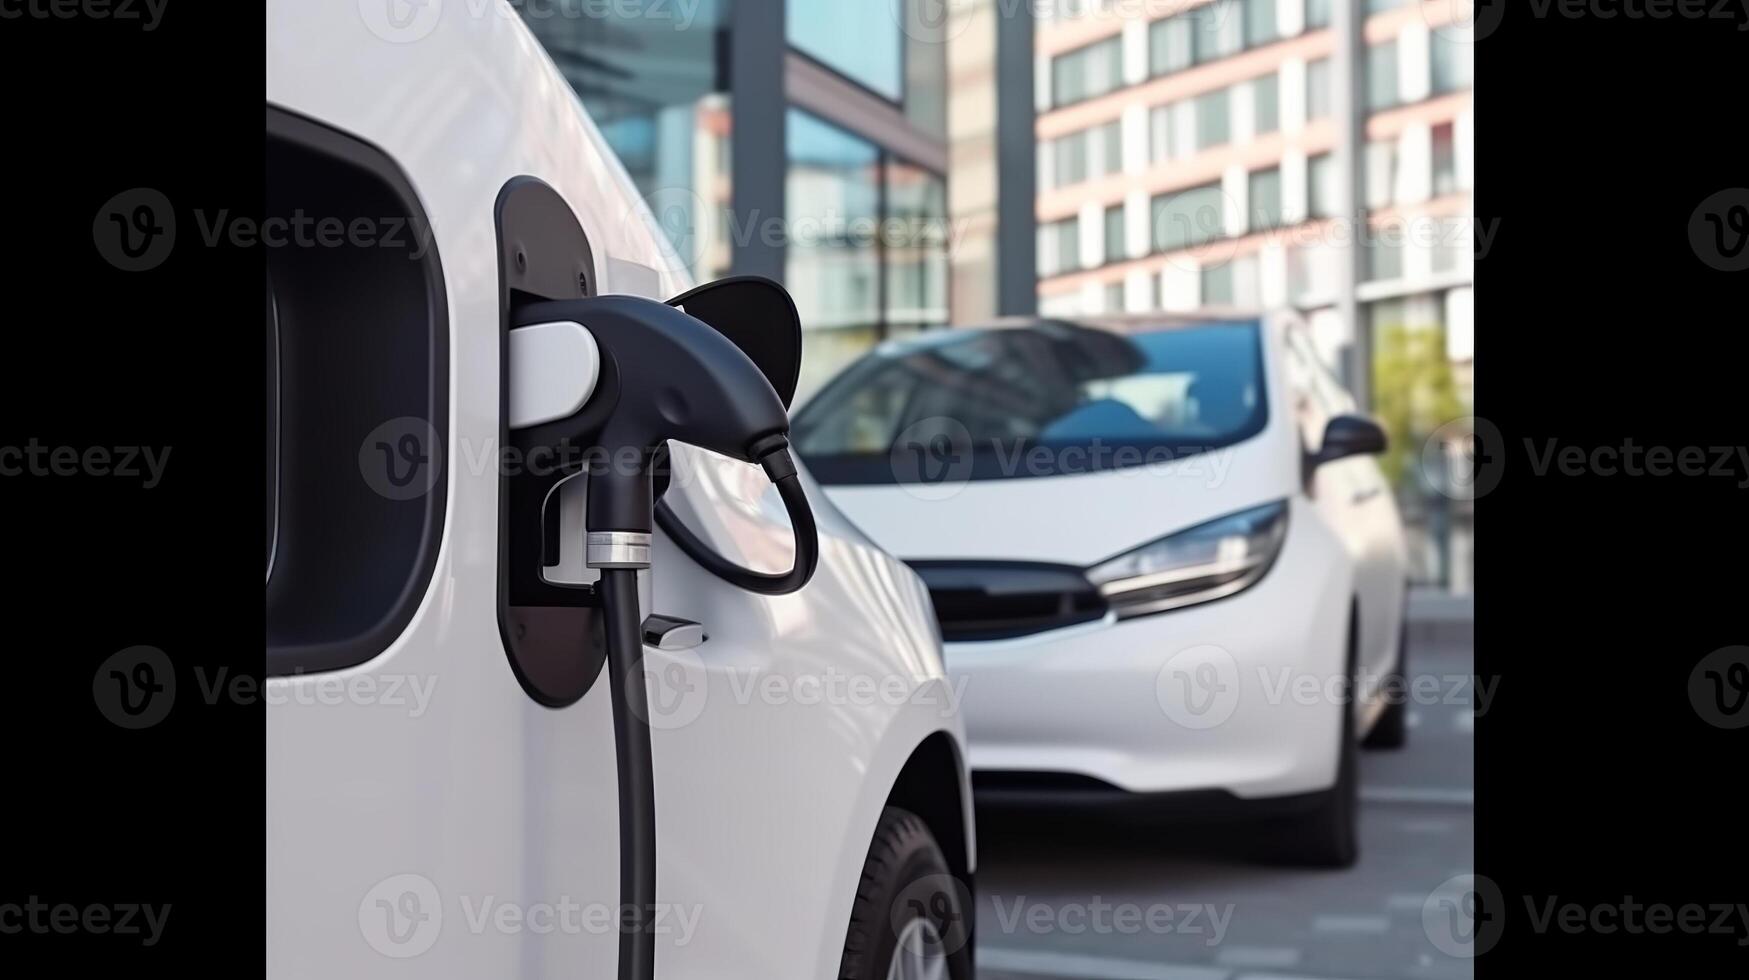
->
[794,313,1409,867]
[266,4,972,978]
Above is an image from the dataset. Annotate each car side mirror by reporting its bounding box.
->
[1310,414,1388,469]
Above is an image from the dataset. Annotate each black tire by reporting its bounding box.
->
[839,806,974,980]
[1261,617,1360,869]
[1363,610,1409,750]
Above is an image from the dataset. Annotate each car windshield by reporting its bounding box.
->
[792,320,1268,484]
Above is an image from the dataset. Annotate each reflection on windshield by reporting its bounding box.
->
[792,320,1268,485]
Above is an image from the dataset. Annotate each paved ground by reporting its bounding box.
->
[973,635,1475,980]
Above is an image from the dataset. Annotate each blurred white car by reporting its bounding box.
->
[794,313,1408,867]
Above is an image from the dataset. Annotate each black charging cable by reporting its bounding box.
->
[654,438,819,597]
[597,565,657,980]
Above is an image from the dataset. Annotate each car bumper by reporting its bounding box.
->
[944,504,1354,800]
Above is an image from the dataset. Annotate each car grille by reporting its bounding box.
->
[905,560,1108,642]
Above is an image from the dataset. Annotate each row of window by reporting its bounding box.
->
[1052,13,1472,113]
[1040,120,1464,276]
[1045,27,1470,194]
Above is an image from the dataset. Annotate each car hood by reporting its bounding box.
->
[816,435,1295,567]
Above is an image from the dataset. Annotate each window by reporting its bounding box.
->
[1366,0,1409,11]
[883,159,949,331]
[1367,237,1403,281]
[1052,131,1088,188]
[786,110,948,392]
[1201,263,1234,306]
[1104,205,1126,264]
[1149,104,1173,161]
[1431,31,1473,93]
[1152,183,1226,251]
[1149,16,1193,75]
[1202,257,1261,308]
[1104,280,1126,312]
[1365,138,1398,209]
[1244,0,1278,48]
[1306,0,1331,29]
[1040,217,1082,276]
[1094,120,1123,179]
[1309,152,1338,218]
[1052,36,1123,107]
[1432,123,1458,197]
[1249,167,1284,230]
[1252,73,1280,134]
[1367,41,1400,111]
[1307,58,1332,119]
[1193,0,1243,64]
[788,1,901,100]
[1194,88,1231,151]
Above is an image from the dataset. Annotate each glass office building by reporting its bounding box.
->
[516,0,950,399]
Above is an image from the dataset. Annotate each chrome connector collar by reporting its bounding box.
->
[586,531,652,569]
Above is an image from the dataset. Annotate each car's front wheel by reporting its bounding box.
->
[839,806,973,980]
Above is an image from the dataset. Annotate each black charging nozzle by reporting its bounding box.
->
[509,294,818,980]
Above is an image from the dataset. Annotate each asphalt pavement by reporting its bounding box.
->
[972,631,1476,980]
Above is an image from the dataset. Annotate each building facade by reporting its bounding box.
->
[1033,0,1475,589]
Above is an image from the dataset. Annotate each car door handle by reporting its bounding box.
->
[1349,486,1382,505]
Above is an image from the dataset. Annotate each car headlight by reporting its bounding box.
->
[1085,501,1289,620]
